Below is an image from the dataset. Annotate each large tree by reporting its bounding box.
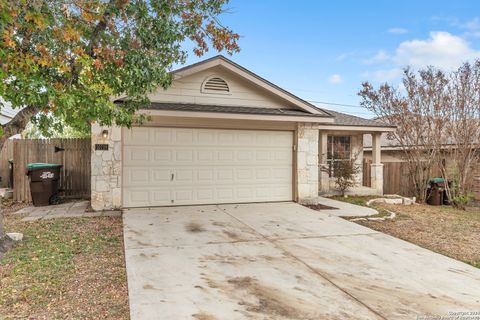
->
[0,0,238,248]
[359,62,480,206]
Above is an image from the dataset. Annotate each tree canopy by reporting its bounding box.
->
[0,0,239,143]
[359,61,480,206]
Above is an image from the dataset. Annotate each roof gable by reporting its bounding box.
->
[170,55,331,117]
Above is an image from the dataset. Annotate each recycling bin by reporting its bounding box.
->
[26,163,62,206]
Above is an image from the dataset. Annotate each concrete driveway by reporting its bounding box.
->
[123,202,480,320]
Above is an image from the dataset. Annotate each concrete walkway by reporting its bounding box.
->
[123,202,480,320]
[14,200,120,221]
[317,196,378,217]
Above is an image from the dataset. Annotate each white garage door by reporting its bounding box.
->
[122,127,293,207]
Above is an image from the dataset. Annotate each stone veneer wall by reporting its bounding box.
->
[371,163,384,194]
[296,123,319,204]
[91,124,122,211]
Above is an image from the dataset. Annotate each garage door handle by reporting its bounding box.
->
[171,173,174,181]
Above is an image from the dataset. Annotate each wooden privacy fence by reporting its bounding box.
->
[11,138,91,202]
[0,139,14,188]
[363,159,480,199]
[363,160,414,196]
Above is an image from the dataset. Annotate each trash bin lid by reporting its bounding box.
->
[430,177,445,183]
[27,163,62,170]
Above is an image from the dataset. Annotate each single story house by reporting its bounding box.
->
[91,56,395,210]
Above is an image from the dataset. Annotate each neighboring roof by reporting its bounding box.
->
[319,109,396,128]
[363,133,400,149]
[0,98,20,125]
[172,55,332,117]
[364,131,480,150]
[142,102,328,118]
[364,116,480,149]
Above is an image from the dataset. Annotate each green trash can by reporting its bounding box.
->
[26,163,63,206]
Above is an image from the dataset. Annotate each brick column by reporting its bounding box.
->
[91,123,122,211]
[370,132,384,195]
[296,123,319,204]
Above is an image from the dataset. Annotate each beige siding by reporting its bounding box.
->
[148,66,299,109]
[364,150,406,162]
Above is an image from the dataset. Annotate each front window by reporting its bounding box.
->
[327,136,351,177]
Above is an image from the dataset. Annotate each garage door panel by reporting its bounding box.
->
[197,150,215,162]
[126,168,150,184]
[174,129,194,143]
[124,127,150,145]
[153,128,172,144]
[123,184,292,207]
[153,149,172,161]
[124,168,172,186]
[123,127,293,207]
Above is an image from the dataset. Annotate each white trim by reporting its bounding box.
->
[318,125,396,132]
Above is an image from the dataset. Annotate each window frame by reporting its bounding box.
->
[326,135,352,177]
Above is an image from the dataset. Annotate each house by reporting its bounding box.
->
[0,99,19,126]
[0,99,21,188]
[363,133,480,199]
[90,56,395,210]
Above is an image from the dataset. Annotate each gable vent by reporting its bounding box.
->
[202,77,230,93]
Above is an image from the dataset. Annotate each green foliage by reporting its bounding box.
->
[0,0,239,136]
[443,172,475,210]
[332,155,361,196]
[333,160,359,196]
[23,117,90,139]
[452,193,474,208]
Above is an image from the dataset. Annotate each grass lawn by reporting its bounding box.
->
[0,210,129,319]
[334,196,480,269]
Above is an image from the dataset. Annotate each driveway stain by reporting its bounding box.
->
[186,222,206,233]
[192,312,217,320]
[228,276,321,319]
[223,230,240,240]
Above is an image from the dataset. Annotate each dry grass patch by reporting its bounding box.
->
[355,203,480,268]
[0,211,129,319]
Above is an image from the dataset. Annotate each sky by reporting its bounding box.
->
[182,0,480,118]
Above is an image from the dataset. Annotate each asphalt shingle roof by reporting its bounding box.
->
[322,109,395,128]
[134,102,394,128]
[144,102,329,117]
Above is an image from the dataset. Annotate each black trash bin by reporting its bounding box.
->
[26,163,63,206]
[426,178,445,206]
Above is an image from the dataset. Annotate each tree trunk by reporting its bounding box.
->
[0,105,39,151]
[0,105,39,243]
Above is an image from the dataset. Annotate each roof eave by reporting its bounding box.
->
[138,108,335,123]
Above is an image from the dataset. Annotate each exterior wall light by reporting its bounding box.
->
[102,129,109,139]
